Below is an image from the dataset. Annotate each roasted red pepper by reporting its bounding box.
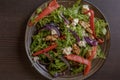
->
[65,54,91,75]
[84,10,95,35]
[84,10,104,44]
[29,0,60,26]
[87,46,97,61]
[32,43,57,56]
[96,37,104,44]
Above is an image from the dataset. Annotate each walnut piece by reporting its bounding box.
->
[45,34,58,41]
[72,44,81,55]
[79,21,93,34]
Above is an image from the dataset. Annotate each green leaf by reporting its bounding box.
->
[96,46,106,59]
[95,18,107,37]
[36,8,42,14]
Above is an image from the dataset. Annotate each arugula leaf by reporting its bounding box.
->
[48,58,67,75]
[95,18,107,37]
[96,46,106,59]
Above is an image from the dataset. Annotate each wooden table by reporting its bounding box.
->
[0,0,119,80]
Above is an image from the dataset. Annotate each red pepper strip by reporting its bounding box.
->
[65,54,91,75]
[84,62,91,75]
[84,10,104,44]
[32,43,57,56]
[88,46,97,61]
[84,10,95,35]
[96,38,104,44]
[29,0,60,26]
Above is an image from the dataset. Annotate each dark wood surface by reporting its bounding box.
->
[0,0,119,80]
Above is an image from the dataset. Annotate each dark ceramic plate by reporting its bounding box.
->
[25,0,110,80]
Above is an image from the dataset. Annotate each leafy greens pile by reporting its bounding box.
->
[30,0,107,77]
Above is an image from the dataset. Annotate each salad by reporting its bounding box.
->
[29,0,107,77]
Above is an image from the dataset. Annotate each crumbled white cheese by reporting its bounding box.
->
[63,47,72,55]
[82,5,91,16]
[78,40,86,47]
[33,56,39,62]
[66,25,70,28]
[72,18,79,26]
[51,29,57,35]
[74,18,79,24]
[83,5,89,11]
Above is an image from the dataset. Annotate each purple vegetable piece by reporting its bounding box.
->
[38,26,47,32]
[46,23,60,36]
[39,22,60,36]
[60,13,81,42]
[84,36,98,46]
[59,56,70,70]
[50,23,61,36]
[60,13,70,25]
[53,56,71,77]
[69,29,81,42]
